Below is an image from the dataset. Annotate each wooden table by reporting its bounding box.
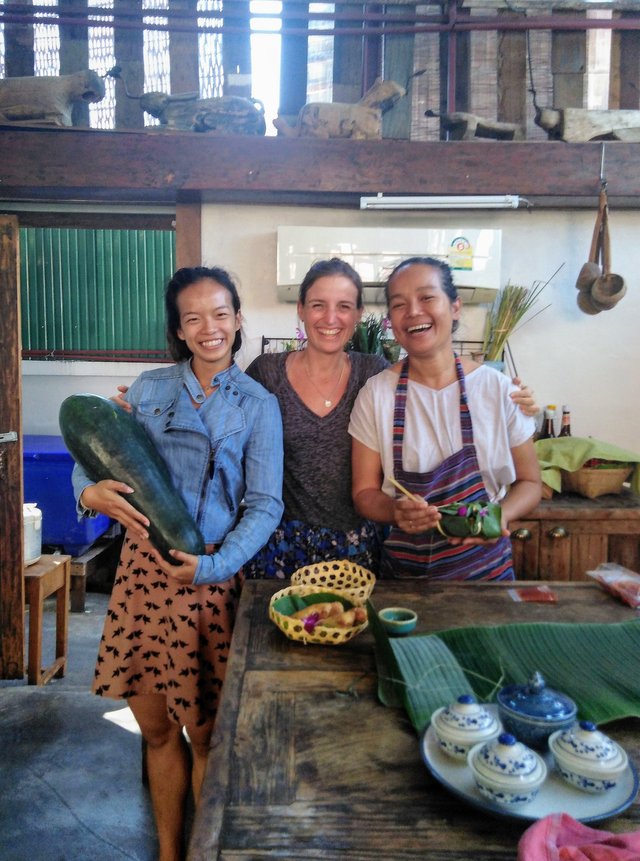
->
[188,581,640,861]
[24,553,70,685]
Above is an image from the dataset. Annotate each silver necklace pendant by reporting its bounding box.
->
[324,399,332,408]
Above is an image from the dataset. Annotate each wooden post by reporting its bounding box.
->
[3,0,34,77]
[0,216,25,681]
[170,0,200,95]
[382,5,413,140]
[176,200,202,269]
[615,15,640,109]
[332,5,363,105]
[279,0,309,123]
[497,13,527,128]
[552,15,587,108]
[115,0,146,129]
[223,0,252,97]
[59,0,91,127]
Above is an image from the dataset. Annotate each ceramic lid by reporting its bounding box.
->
[497,671,577,721]
[549,720,629,776]
[469,732,547,787]
[432,695,501,743]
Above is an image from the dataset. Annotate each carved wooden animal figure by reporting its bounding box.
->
[273,78,406,139]
[536,107,640,142]
[425,109,524,141]
[0,70,105,126]
[136,91,266,134]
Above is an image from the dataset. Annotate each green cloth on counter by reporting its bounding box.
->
[535,437,640,495]
[373,619,640,735]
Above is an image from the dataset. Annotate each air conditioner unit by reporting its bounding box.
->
[276,226,502,304]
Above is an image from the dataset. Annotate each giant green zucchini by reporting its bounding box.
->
[59,393,206,564]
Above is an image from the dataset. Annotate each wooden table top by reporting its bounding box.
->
[188,580,640,861]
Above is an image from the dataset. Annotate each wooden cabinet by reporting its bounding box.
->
[510,491,640,581]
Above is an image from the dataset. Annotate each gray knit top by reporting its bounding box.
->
[245,351,388,531]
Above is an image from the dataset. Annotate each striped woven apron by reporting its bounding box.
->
[379,355,513,581]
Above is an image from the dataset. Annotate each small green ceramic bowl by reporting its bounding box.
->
[378,606,418,636]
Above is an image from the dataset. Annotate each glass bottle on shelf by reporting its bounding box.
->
[538,405,557,440]
[558,405,572,437]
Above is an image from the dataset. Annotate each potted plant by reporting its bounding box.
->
[348,313,401,361]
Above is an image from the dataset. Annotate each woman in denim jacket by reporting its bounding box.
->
[72,266,283,861]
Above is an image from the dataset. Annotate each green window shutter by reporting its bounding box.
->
[20,227,176,361]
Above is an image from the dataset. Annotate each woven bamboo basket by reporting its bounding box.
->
[562,466,632,500]
[290,559,376,602]
[269,583,368,646]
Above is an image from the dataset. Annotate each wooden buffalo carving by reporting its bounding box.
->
[0,70,105,126]
[425,109,524,141]
[273,78,406,139]
[535,107,640,142]
[133,90,266,134]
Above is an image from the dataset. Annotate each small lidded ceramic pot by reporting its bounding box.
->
[468,732,547,807]
[548,720,629,794]
[497,671,577,749]
[431,694,502,761]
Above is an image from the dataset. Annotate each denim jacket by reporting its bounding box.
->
[72,360,284,584]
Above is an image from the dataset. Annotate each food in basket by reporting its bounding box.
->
[269,585,369,645]
[291,601,344,620]
[290,602,366,632]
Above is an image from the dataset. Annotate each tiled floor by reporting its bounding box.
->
[0,592,159,861]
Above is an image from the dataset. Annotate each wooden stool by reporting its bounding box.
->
[24,554,71,686]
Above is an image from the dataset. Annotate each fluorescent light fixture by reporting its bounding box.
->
[360,194,521,211]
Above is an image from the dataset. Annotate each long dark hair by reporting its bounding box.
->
[298,257,364,308]
[385,256,460,333]
[165,266,242,362]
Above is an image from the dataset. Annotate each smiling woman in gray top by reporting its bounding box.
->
[245,258,387,578]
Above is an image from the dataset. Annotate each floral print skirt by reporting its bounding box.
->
[244,518,382,579]
[92,533,243,727]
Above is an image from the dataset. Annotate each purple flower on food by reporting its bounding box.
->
[479,508,488,517]
[303,612,321,633]
[457,506,468,516]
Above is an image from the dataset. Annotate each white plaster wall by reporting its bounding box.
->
[22,202,640,453]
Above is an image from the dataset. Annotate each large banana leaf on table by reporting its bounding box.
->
[369,611,640,734]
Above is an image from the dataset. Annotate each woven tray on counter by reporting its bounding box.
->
[562,466,633,499]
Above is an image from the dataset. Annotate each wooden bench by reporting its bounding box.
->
[70,534,122,612]
[24,553,70,686]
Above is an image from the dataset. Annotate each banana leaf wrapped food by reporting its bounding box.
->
[435,501,502,540]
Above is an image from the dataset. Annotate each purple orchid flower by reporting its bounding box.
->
[303,612,321,633]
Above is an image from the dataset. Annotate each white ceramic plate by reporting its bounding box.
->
[421,706,639,823]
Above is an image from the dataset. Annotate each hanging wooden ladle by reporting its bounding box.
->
[575,187,606,293]
[589,200,626,310]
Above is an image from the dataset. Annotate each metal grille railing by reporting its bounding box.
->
[34,0,60,76]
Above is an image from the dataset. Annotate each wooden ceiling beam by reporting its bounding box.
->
[1,127,639,205]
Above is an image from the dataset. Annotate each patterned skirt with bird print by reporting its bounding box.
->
[92,532,243,726]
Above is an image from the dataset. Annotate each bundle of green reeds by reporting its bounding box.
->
[481,279,551,362]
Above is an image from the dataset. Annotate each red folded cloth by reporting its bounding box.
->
[518,813,640,861]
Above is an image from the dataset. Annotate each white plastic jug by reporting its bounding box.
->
[23,503,42,567]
